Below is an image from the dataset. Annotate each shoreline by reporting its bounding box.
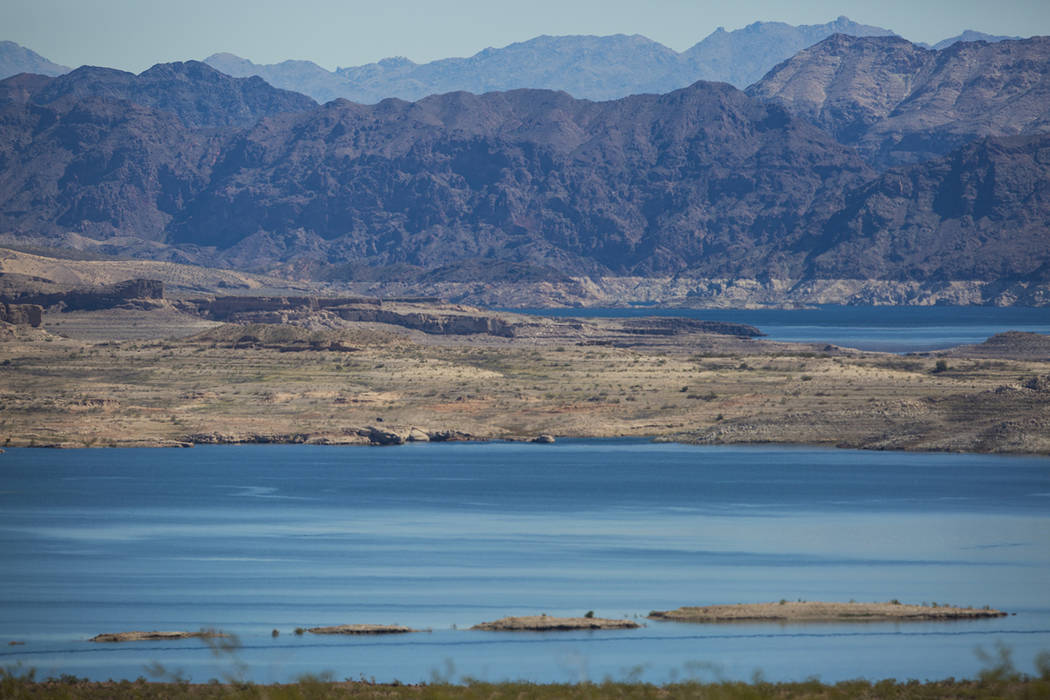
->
[4,432,1050,457]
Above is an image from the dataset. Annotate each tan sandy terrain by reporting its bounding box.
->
[0,248,307,296]
[471,616,640,631]
[0,299,1048,453]
[648,601,1007,623]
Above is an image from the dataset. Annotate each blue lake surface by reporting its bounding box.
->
[508,306,1050,352]
[1,440,1049,684]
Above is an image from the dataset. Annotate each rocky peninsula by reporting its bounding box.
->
[1,266,1048,456]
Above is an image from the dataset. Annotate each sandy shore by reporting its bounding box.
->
[648,601,1008,623]
[471,615,641,631]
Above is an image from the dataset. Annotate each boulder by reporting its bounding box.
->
[363,426,406,445]
[406,427,430,442]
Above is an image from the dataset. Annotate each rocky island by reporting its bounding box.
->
[307,624,415,635]
[89,630,230,643]
[471,615,641,631]
[648,601,1008,623]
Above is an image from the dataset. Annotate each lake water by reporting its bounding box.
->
[509,306,1050,353]
[1,441,1048,684]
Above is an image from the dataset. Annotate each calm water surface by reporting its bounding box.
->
[509,306,1050,352]
[1,441,1048,683]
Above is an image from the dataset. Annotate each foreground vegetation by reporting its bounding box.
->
[4,645,1050,699]
[3,675,1050,699]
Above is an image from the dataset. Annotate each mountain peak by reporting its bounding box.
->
[748,34,1050,167]
[683,17,896,88]
[34,59,316,128]
[931,30,1022,50]
[140,60,225,79]
[0,40,71,80]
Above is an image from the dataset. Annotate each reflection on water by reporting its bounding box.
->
[1,441,1048,683]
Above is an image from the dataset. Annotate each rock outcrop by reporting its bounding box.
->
[331,307,515,337]
[1,279,163,311]
[183,427,475,446]
[200,297,518,337]
[0,302,42,326]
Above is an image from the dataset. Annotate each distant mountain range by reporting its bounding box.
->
[1,32,1048,306]
[204,16,895,102]
[0,18,1025,103]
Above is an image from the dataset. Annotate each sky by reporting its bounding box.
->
[4,0,1050,73]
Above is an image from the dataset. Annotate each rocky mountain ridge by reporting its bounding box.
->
[7,61,317,128]
[0,35,1048,306]
[748,34,1050,167]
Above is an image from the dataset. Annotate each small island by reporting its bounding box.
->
[89,630,229,643]
[648,601,1007,623]
[471,615,641,631]
[307,624,415,635]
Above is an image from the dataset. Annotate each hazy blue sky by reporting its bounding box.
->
[4,0,1050,73]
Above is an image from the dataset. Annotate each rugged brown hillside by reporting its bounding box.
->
[168,83,871,277]
[0,95,214,241]
[0,59,1047,302]
[807,133,1050,282]
[748,35,1050,167]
